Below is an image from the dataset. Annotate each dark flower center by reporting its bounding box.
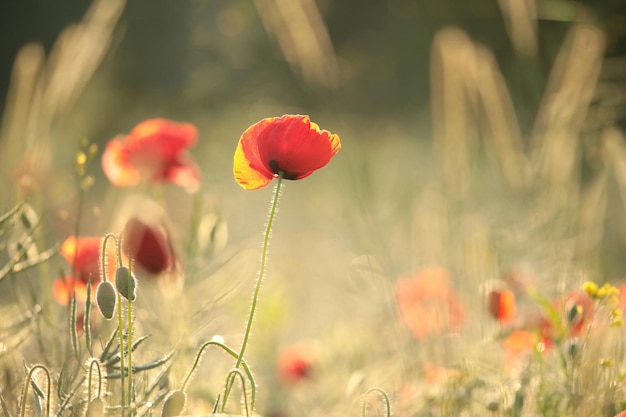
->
[268,160,297,180]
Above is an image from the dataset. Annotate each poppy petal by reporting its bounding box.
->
[234,138,274,190]
[164,161,201,193]
[102,137,141,186]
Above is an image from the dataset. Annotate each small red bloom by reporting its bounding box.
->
[233,115,341,190]
[562,290,594,336]
[488,289,516,324]
[122,217,175,275]
[102,118,201,192]
[54,235,116,306]
[276,343,315,384]
[60,236,103,285]
[395,268,465,339]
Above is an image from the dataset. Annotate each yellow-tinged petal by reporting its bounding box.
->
[234,139,273,190]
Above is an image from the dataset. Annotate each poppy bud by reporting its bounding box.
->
[96,281,117,319]
[85,398,104,417]
[161,390,186,417]
[115,266,137,301]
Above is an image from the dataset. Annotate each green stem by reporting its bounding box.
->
[117,292,126,416]
[181,340,256,412]
[235,174,284,369]
[361,387,391,417]
[126,261,134,412]
[19,364,51,417]
[100,233,117,283]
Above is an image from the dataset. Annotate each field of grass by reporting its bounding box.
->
[1,1,626,416]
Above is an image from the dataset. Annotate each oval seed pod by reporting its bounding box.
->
[115,266,137,301]
[161,390,186,417]
[96,281,117,320]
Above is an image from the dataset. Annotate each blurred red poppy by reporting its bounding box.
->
[53,235,116,306]
[122,217,174,275]
[233,115,341,190]
[102,118,201,192]
[501,329,539,353]
[529,290,594,348]
[276,343,315,384]
[562,290,594,335]
[53,276,88,306]
[488,289,516,324]
[395,268,465,339]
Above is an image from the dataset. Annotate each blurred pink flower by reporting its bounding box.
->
[395,267,465,339]
[102,118,200,192]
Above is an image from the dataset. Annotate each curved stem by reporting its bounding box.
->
[100,233,117,283]
[87,359,103,400]
[222,369,251,417]
[180,340,256,412]
[361,387,391,417]
[235,174,284,370]
[19,364,51,417]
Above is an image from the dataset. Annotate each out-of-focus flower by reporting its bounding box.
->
[488,289,516,324]
[60,236,102,284]
[122,217,175,276]
[423,362,463,384]
[102,118,200,192]
[531,290,594,348]
[276,343,315,384]
[395,267,465,339]
[53,235,116,306]
[53,276,88,306]
[501,329,541,358]
[233,114,341,190]
[562,290,594,336]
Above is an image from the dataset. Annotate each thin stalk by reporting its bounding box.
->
[235,173,284,369]
[116,292,126,416]
[126,261,134,412]
[181,340,256,411]
[19,365,51,417]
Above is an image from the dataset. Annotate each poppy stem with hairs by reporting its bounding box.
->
[235,172,284,370]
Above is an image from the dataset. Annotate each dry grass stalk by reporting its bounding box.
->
[0,0,125,197]
[497,0,538,58]
[472,45,531,188]
[252,0,340,88]
[430,28,477,198]
[530,24,605,186]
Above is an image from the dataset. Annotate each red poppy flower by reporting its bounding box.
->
[102,118,201,192]
[54,235,117,306]
[488,289,516,324]
[122,217,175,275]
[395,268,465,339]
[276,343,315,384]
[233,115,341,190]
